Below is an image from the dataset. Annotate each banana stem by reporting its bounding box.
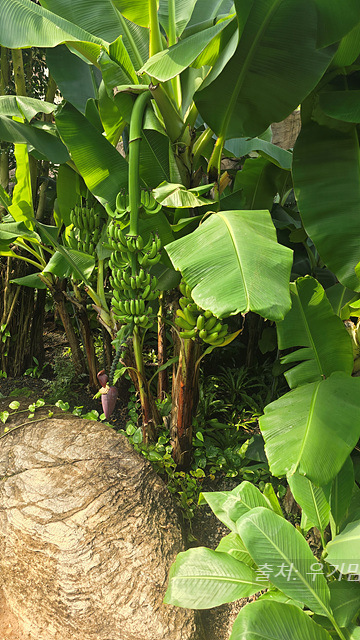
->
[149,0,163,58]
[168,0,182,109]
[133,327,157,441]
[328,616,347,640]
[128,91,151,237]
[149,82,184,143]
[192,127,214,166]
[207,133,224,182]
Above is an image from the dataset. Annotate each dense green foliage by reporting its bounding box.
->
[1,0,360,637]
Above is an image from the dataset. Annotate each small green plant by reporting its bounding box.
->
[46,349,77,403]
[24,356,46,379]
[165,480,360,640]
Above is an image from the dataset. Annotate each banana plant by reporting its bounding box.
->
[165,480,360,640]
[1,0,360,461]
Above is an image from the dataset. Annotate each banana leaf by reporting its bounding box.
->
[46,46,96,114]
[276,277,354,389]
[326,519,360,574]
[199,481,271,532]
[194,0,335,139]
[41,0,149,67]
[237,507,332,616]
[293,119,360,291]
[224,138,292,170]
[8,145,34,224]
[287,471,330,534]
[260,371,360,486]
[141,17,234,81]
[164,547,260,609]
[319,90,360,123]
[330,457,355,534]
[221,157,288,212]
[0,117,69,165]
[332,22,360,67]
[230,599,332,640]
[0,96,55,121]
[55,104,128,208]
[0,0,105,64]
[313,0,360,47]
[165,209,293,321]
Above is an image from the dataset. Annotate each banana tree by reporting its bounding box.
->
[1,0,359,463]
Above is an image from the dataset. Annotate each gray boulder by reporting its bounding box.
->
[0,399,203,640]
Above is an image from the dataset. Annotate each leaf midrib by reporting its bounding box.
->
[218,212,250,310]
[293,380,320,475]
[244,515,332,618]
[296,286,323,377]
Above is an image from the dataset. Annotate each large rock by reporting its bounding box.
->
[0,399,203,640]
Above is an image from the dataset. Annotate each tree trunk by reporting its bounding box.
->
[0,257,35,376]
[170,338,201,469]
[49,280,87,377]
[28,288,46,367]
[157,293,168,400]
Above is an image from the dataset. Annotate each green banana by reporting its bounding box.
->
[183,306,197,327]
[204,316,217,332]
[197,315,205,331]
[142,284,151,299]
[199,328,208,340]
[179,329,196,340]
[175,315,195,331]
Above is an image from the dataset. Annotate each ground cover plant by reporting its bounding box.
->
[1,0,360,638]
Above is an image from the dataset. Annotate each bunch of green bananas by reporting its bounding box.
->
[140,190,161,215]
[106,190,161,219]
[175,281,229,347]
[67,205,102,255]
[107,223,161,330]
[107,221,162,268]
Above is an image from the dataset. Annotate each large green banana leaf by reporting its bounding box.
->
[314,581,360,630]
[0,117,69,165]
[193,0,335,139]
[326,519,360,574]
[276,277,354,389]
[187,0,234,28]
[199,481,271,532]
[216,532,256,568]
[165,210,293,321]
[46,46,96,114]
[319,90,360,123]
[260,372,360,486]
[330,457,355,534]
[8,145,34,224]
[40,0,149,67]
[224,138,292,170]
[158,0,197,38]
[287,471,330,534]
[0,0,105,63]
[220,157,288,212]
[0,96,55,121]
[141,17,234,81]
[332,22,360,67]
[164,547,260,609]
[230,599,332,640]
[237,507,332,616]
[55,104,128,208]
[313,0,360,47]
[293,119,360,291]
